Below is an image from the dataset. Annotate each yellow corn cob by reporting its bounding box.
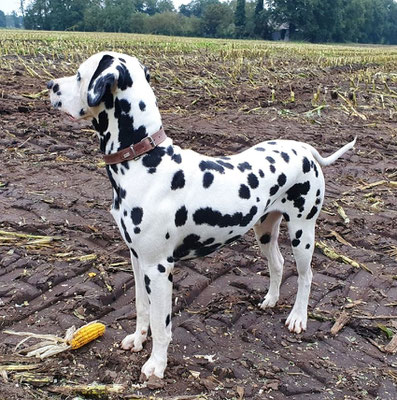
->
[68,321,106,350]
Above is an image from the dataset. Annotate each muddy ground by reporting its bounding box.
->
[1,52,397,400]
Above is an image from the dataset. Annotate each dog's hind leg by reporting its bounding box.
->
[140,261,174,380]
[254,211,284,309]
[121,251,150,352]
[285,218,316,334]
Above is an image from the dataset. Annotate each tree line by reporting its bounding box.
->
[7,0,397,44]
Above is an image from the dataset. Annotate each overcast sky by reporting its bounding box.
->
[0,0,191,15]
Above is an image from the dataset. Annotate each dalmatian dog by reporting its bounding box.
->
[47,51,356,381]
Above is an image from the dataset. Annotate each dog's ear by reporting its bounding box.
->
[87,55,116,107]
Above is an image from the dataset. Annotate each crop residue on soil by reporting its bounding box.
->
[1,33,397,399]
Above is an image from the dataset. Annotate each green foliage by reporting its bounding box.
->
[201,3,233,37]
[234,0,246,37]
[0,11,6,28]
[268,0,397,44]
[20,0,397,43]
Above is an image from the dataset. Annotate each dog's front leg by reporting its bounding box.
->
[121,251,150,352]
[140,262,173,380]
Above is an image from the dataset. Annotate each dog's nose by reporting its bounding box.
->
[47,80,54,90]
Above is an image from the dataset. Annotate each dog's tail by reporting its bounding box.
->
[308,137,356,167]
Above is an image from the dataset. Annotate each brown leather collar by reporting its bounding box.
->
[103,128,167,165]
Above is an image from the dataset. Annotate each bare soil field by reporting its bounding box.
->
[1,33,397,399]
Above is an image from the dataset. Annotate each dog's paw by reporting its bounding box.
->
[285,310,307,334]
[259,293,278,309]
[121,330,147,352]
[140,355,166,381]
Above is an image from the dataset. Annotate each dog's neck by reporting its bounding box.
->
[92,88,163,156]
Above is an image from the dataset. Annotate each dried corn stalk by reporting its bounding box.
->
[316,241,372,273]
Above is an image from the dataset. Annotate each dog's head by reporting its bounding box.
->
[48,51,151,121]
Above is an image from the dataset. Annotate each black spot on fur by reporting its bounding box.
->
[110,163,118,174]
[292,239,300,247]
[134,227,141,234]
[316,189,321,197]
[306,206,318,220]
[248,173,259,189]
[306,244,311,249]
[139,100,146,111]
[270,185,279,196]
[96,110,109,133]
[302,157,311,173]
[167,256,174,263]
[270,165,276,173]
[172,234,222,260]
[173,234,200,259]
[292,149,297,155]
[131,248,138,258]
[175,206,188,227]
[77,72,81,81]
[99,131,111,153]
[142,146,166,171]
[217,160,234,169]
[158,264,166,273]
[165,232,170,240]
[193,206,257,228]
[131,207,143,225]
[268,141,277,145]
[255,147,265,152]
[52,83,59,93]
[116,64,133,90]
[286,181,311,210]
[168,273,173,282]
[239,184,251,199]
[283,212,290,222]
[203,172,214,188]
[296,230,303,239]
[171,170,185,190]
[120,218,132,243]
[172,154,182,164]
[144,275,151,294]
[237,162,252,172]
[199,160,224,174]
[278,173,287,187]
[281,152,290,163]
[259,169,264,178]
[166,314,171,327]
[79,108,85,116]
[260,233,271,244]
[313,162,319,177]
[266,156,275,164]
[102,84,114,109]
[114,97,134,148]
